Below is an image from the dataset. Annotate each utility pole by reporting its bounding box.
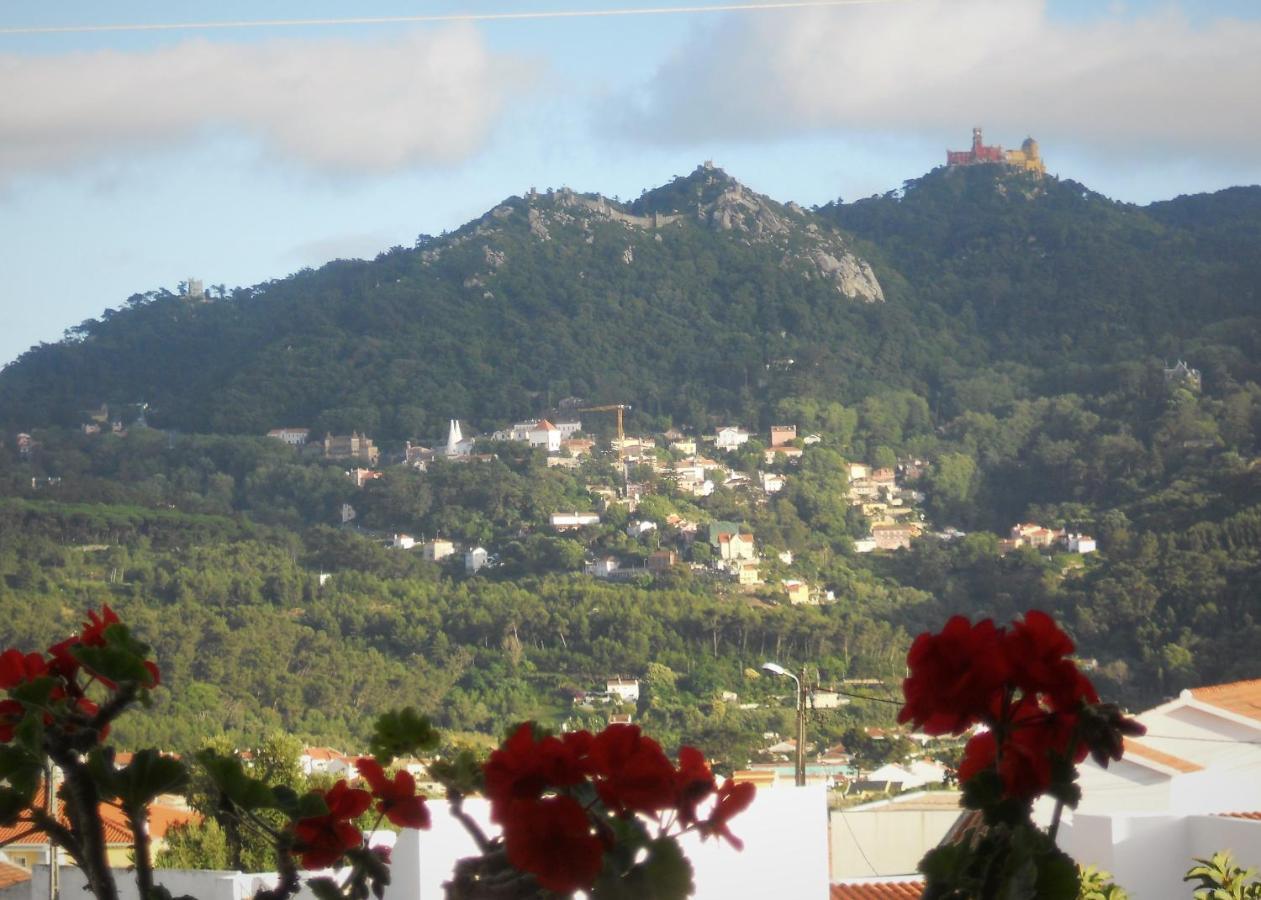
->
[46,762,59,900]
[795,667,807,787]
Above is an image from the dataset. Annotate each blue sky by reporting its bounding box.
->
[2,0,1260,367]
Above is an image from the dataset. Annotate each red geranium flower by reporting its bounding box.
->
[0,699,25,743]
[957,699,1083,800]
[46,639,82,685]
[0,649,48,690]
[700,778,755,849]
[588,724,677,815]
[355,757,430,830]
[502,796,604,893]
[899,616,1011,735]
[293,781,371,869]
[1004,611,1098,711]
[674,746,717,826]
[483,724,592,822]
[79,606,120,647]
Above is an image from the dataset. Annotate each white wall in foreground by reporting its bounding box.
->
[395,786,830,899]
[30,787,829,900]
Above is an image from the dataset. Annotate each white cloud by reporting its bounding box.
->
[0,27,538,177]
[613,0,1261,158]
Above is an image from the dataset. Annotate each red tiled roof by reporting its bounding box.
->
[1190,679,1261,723]
[0,784,199,848]
[303,746,350,761]
[831,881,924,899]
[1122,738,1204,773]
[0,863,31,889]
[1220,811,1261,821]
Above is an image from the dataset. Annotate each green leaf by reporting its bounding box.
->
[196,751,278,812]
[368,708,439,764]
[428,749,483,796]
[919,842,972,887]
[12,710,44,756]
[0,745,41,786]
[73,643,152,685]
[0,787,32,825]
[306,877,343,900]
[9,676,57,709]
[116,750,189,809]
[639,837,694,900]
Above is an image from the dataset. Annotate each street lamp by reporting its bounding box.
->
[762,662,806,786]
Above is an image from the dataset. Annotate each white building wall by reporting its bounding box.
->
[395,787,828,899]
[830,807,962,879]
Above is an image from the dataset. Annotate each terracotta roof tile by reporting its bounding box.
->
[1189,679,1261,722]
[1122,738,1204,773]
[0,863,31,889]
[0,785,198,847]
[831,881,924,899]
[1220,811,1261,821]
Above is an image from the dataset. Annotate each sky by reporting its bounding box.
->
[1,0,1260,367]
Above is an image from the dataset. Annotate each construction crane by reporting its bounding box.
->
[576,404,632,483]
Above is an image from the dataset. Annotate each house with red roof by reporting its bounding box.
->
[0,785,197,871]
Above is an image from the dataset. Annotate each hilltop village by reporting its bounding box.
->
[256,408,1096,598]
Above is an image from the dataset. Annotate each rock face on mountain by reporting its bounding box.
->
[471,164,884,302]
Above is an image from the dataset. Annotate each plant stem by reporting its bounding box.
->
[1048,798,1065,842]
[449,793,491,853]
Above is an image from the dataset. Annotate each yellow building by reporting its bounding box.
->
[1004,137,1046,175]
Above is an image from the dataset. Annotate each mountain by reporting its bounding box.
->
[1,163,1259,445]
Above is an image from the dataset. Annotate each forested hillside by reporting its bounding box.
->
[2,162,1260,764]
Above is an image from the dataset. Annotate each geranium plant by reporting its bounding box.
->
[900,610,1145,900]
[0,607,753,900]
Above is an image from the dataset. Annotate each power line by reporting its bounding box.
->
[0,0,907,37]
[836,804,881,876]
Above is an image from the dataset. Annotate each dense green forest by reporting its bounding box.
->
[1,162,1260,766]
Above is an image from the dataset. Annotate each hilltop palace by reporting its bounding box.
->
[947,127,1045,175]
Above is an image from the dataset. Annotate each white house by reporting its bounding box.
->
[423,539,455,562]
[526,420,562,452]
[584,557,620,578]
[266,427,310,447]
[1064,533,1098,554]
[760,472,786,494]
[626,520,657,538]
[392,534,416,550]
[717,532,756,562]
[1043,679,1261,897]
[606,677,640,704]
[494,419,563,452]
[300,747,353,777]
[464,547,488,574]
[715,427,750,451]
[847,463,870,482]
[550,511,600,530]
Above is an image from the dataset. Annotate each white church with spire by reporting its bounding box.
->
[403,419,477,469]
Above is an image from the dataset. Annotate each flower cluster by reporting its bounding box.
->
[290,759,432,870]
[899,610,1143,802]
[0,604,159,744]
[482,723,755,893]
[292,781,373,870]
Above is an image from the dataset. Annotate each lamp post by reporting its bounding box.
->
[762,662,806,787]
